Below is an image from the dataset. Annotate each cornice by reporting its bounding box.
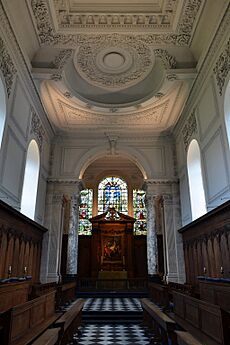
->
[144,179,179,185]
[29,0,203,46]
[0,2,55,138]
[47,178,84,187]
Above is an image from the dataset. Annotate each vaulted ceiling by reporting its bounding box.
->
[4,0,226,138]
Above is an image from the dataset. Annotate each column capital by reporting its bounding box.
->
[162,193,173,205]
[52,192,64,204]
[48,179,84,194]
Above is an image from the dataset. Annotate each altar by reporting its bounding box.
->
[98,271,127,280]
[90,208,136,278]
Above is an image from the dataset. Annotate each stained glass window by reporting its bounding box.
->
[133,190,147,235]
[79,189,93,235]
[98,177,128,214]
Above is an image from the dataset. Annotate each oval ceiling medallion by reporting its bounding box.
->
[74,34,155,91]
[103,52,125,68]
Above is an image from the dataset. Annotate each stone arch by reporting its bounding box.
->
[76,145,152,180]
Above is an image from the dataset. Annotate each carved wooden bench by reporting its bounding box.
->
[175,330,203,345]
[54,298,84,345]
[32,328,62,345]
[141,298,177,344]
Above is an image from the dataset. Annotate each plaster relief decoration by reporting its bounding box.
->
[58,99,168,128]
[51,49,73,81]
[213,38,230,96]
[182,109,197,150]
[30,110,45,150]
[154,49,177,69]
[30,0,72,45]
[75,34,154,90]
[30,0,204,46]
[0,37,17,97]
[53,0,177,30]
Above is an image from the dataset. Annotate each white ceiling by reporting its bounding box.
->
[5,0,226,138]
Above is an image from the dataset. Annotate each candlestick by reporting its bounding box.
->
[122,256,125,266]
[8,265,12,278]
[24,266,27,275]
[203,266,207,275]
[220,266,224,275]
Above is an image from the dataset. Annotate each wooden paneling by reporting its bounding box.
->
[199,280,230,311]
[173,291,230,345]
[0,282,30,313]
[179,201,230,286]
[0,200,47,282]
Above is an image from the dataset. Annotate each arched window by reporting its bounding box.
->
[79,189,93,235]
[133,189,147,235]
[224,80,230,147]
[187,139,206,220]
[0,78,6,147]
[21,140,40,219]
[98,176,128,214]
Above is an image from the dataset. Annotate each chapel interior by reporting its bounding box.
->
[0,1,230,344]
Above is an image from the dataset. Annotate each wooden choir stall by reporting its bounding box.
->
[0,200,83,345]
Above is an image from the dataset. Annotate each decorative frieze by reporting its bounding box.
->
[178,0,202,36]
[213,37,230,95]
[30,110,45,150]
[0,37,17,97]
[182,109,197,150]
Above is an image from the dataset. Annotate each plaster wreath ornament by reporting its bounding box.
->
[75,34,154,90]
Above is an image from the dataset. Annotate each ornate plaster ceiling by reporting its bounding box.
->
[28,0,204,135]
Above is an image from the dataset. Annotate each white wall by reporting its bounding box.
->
[175,24,230,225]
[0,19,53,224]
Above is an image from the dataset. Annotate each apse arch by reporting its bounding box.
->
[187,139,206,220]
[77,145,151,180]
[21,139,40,219]
[0,76,7,148]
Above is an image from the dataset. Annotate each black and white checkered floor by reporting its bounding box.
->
[66,297,162,344]
[70,323,160,345]
[83,297,142,312]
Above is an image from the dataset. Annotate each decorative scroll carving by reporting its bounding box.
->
[52,0,202,41]
[51,49,73,80]
[154,49,177,69]
[30,0,203,47]
[75,34,153,90]
[30,110,45,150]
[213,38,230,95]
[178,0,202,35]
[182,110,197,150]
[0,37,17,97]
